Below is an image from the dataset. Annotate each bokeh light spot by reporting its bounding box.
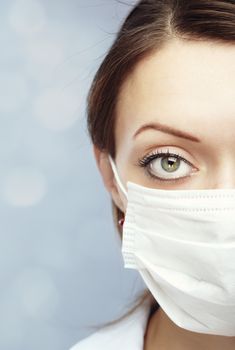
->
[9,0,46,35]
[3,166,47,207]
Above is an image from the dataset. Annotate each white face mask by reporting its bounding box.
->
[108,155,235,337]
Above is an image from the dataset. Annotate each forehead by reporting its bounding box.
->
[115,38,235,150]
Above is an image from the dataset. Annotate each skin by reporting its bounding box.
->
[93,38,235,349]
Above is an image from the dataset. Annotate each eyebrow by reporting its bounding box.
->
[133,122,201,143]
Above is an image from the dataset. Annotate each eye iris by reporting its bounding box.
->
[161,156,180,173]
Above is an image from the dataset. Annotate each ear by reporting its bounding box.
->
[93,145,126,212]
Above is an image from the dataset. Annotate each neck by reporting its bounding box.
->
[144,307,235,350]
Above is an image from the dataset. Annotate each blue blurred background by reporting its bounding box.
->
[0,1,147,349]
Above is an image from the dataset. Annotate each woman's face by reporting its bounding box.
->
[95,38,235,212]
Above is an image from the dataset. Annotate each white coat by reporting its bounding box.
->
[70,298,152,350]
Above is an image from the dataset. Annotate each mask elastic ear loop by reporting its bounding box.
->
[108,155,128,199]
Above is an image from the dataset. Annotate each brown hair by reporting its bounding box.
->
[85,0,235,331]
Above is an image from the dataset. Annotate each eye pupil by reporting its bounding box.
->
[161,156,180,173]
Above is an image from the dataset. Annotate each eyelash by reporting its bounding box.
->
[137,148,196,183]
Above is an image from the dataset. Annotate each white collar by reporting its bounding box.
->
[70,297,152,350]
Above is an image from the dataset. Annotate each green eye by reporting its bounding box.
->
[138,149,197,183]
[161,156,181,173]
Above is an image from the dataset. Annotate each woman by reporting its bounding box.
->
[71,0,235,349]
